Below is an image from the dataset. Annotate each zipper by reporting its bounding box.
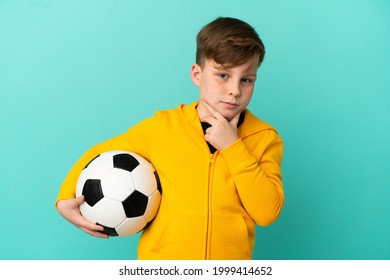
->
[188,117,218,259]
[205,152,217,260]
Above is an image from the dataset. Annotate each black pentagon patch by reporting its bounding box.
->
[82,179,103,206]
[113,153,139,172]
[122,190,148,218]
[83,154,100,169]
[154,171,162,194]
[97,223,118,237]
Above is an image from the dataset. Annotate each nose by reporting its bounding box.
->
[228,81,241,97]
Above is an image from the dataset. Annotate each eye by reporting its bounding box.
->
[241,78,253,84]
[217,73,228,79]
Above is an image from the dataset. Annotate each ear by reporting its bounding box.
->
[190,64,201,87]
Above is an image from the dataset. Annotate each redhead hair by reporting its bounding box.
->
[196,17,265,68]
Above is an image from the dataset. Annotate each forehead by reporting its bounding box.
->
[205,56,259,73]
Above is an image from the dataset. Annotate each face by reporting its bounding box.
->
[191,56,259,121]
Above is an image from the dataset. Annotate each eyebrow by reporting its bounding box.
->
[241,72,257,77]
[212,63,257,77]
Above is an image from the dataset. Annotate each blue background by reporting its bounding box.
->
[0,0,389,260]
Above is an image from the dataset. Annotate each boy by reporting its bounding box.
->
[56,17,284,260]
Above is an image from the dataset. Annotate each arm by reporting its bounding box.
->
[221,134,284,226]
[55,115,157,235]
[199,100,284,226]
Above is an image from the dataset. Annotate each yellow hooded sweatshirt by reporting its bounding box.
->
[56,102,284,260]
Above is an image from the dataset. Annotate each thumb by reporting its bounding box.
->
[75,195,85,206]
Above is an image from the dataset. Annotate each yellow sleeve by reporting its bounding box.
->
[220,131,284,226]
[55,115,157,206]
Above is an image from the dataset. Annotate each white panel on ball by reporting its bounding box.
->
[132,165,158,197]
[79,202,97,224]
[116,216,147,236]
[92,198,126,228]
[101,168,135,201]
[87,154,114,179]
[144,191,162,222]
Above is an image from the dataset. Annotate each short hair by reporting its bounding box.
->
[196,17,265,68]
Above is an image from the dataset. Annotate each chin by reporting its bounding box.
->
[222,113,237,121]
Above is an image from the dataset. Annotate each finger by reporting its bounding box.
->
[78,219,108,238]
[89,223,105,232]
[200,114,217,126]
[75,195,85,206]
[202,100,225,121]
[84,228,109,239]
[204,133,211,143]
[79,217,105,232]
[230,111,241,127]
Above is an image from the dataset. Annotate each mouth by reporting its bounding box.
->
[221,101,239,108]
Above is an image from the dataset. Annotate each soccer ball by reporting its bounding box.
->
[75,150,162,237]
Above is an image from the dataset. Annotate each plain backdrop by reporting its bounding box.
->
[0,0,389,260]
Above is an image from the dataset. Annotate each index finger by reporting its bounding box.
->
[200,114,217,126]
[82,222,109,239]
[79,217,109,238]
[202,100,225,121]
